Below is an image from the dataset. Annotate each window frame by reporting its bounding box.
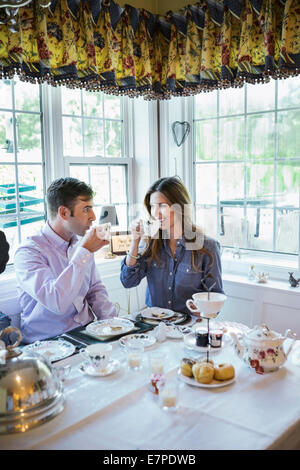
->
[0,81,134,269]
[0,79,47,246]
[186,87,300,276]
[42,84,134,230]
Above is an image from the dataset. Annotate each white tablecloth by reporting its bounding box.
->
[1,321,300,450]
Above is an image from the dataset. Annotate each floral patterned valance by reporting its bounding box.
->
[0,0,299,99]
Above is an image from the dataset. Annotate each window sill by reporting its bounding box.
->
[222,250,299,282]
[223,272,300,296]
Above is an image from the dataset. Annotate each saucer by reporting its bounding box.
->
[79,359,121,377]
[177,369,235,388]
[183,332,229,353]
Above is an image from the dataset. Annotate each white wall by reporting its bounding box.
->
[220,275,300,337]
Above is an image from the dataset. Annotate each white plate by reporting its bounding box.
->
[183,332,229,353]
[140,307,174,321]
[119,333,156,348]
[23,339,75,363]
[177,369,235,388]
[79,359,121,377]
[86,317,135,338]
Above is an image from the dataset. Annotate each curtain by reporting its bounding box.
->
[0,0,299,99]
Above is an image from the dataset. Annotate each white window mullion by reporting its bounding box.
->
[45,85,65,182]
[11,80,21,243]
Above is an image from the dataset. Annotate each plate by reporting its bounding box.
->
[183,332,229,353]
[177,369,235,388]
[85,317,135,338]
[23,339,75,363]
[79,359,121,377]
[119,333,156,348]
[140,307,175,321]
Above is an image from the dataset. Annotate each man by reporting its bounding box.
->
[14,177,117,344]
[0,230,9,274]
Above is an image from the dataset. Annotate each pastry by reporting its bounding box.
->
[199,359,214,366]
[181,357,196,377]
[214,363,235,381]
[192,362,214,384]
[111,326,122,331]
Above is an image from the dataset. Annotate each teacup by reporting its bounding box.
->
[80,343,112,370]
[186,292,226,319]
[142,219,160,238]
[96,223,111,241]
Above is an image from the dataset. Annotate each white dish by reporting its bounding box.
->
[86,317,135,338]
[177,369,235,388]
[79,359,121,377]
[119,333,156,348]
[23,339,75,363]
[140,307,174,321]
[183,332,229,353]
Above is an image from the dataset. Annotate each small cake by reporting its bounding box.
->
[214,363,235,381]
[111,326,122,331]
[180,358,196,377]
[199,358,214,366]
[192,362,214,384]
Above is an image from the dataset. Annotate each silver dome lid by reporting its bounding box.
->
[0,327,64,435]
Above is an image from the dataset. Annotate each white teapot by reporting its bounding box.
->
[230,323,297,374]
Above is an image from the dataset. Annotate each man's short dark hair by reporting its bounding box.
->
[47,177,94,219]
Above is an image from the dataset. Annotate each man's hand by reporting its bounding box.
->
[81,227,110,253]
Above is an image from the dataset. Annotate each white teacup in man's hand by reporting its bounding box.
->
[96,223,111,241]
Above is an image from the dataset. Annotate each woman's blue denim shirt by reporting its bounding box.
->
[120,236,224,314]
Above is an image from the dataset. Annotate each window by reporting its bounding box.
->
[0,80,131,266]
[0,79,46,263]
[61,87,129,230]
[193,77,300,258]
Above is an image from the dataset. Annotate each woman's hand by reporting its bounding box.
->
[130,218,144,241]
[125,219,144,266]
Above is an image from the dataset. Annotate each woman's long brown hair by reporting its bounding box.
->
[142,176,213,272]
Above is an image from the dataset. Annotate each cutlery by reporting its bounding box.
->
[60,334,88,349]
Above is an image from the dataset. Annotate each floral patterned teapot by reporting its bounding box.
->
[230,323,297,374]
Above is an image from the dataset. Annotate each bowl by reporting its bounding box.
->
[191,292,227,316]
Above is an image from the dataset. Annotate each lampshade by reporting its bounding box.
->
[99,205,119,226]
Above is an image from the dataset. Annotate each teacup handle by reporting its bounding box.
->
[79,348,88,361]
[284,329,297,357]
[186,299,200,313]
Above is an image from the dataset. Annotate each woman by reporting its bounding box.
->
[120,176,224,314]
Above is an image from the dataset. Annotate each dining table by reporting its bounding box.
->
[1,318,300,451]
